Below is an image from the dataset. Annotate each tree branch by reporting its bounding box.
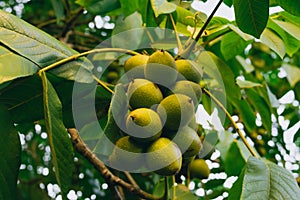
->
[202,88,259,158]
[38,48,140,74]
[67,128,163,200]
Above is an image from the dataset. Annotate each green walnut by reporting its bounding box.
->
[157,94,195,130]
[126,108,162,143]
[145,50,177,86]
[127,79,163,109]
[145,137,182,176]
[169,80,202,106]
[171,126,202,158]
[106,71,119,84]
[189,159,210,179]
[109,136,144,171]
[188,115,198,131]
[176,59,203,83]
[124,54,149,79]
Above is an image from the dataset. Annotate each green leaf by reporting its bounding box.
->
[224,140,251,176]
[0,105,21,200]
[0,10,93,83]
[75,0,120,15]
[236,55,255,73]
[221,31,250,60]
[111,12,143,50]
[151,0,177,17]
[120,0,139,18]
[275,0,300,17]
[93,84,127,156]
[171,184,198,200]
[236,79,262,88]
[282,63,300,87]
[216,131,234,161]
[229,157,300,199]
[50,0,65,23]
[0,75,44,123]
[175,6,206,27]
[228,24,254,41]
[0,45,39,84]
[233,0,269,38]
[197,51,241,101]
[140,0,158,27]
[224,0,233,7]
[273,19,300,41]
[231,99,256,133]
[246,88,272,133]
[267,19,300,57]
[260,28,286,59]
[40,72,74,198]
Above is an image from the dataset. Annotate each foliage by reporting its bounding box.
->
[0,0,300,199]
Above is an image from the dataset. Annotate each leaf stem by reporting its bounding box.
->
[169,13,183,52]
[177,0,224,58]
[92,75,115,95]
[172,175,176,200]
[202,88,258,158]
[38,48,140,74]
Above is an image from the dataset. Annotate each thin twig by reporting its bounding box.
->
[172,176,176,200]
[38,48,140,74]
[202,88,258,158]
[67,128,163,200]
[124,172,139,188]
[93,75,115,95]
[169,14,183,52]
[177,0,224,58]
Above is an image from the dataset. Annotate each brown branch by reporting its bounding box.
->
[67,128,162,200]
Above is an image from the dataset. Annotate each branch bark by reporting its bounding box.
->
[67,128,162,200]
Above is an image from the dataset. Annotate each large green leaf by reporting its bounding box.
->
[233,0,269,38]
[273,19,300,41]
[0,10,93,83]
[40,71,74,198]
[120,0,139,18]
[93,84,127,157]
[229,156,300,199]
[0,45,39,84]
[260,28,286,59]
[0,75,44,123]
[0,105,21,200]
[224,140,251,176]
[220,31,250,60]
[267,19,300,57]
[246,88,272,133]
[0,75,111,127]
[282,63,300,87]
[275,0,300,17]
[151,0,177,17]
[111,12,143,50]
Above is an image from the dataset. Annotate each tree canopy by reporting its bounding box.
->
[0,0,300,199]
